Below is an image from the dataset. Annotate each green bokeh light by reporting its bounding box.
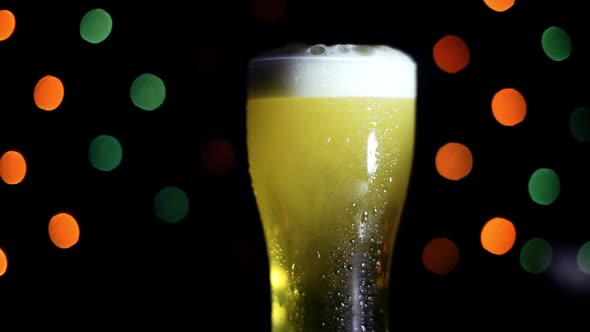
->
[541,26,572,61]
[528,168,560,205]
[520,238,552,274]
[130,73,166,111]
[570,106,590,142]
[578,242,590,274]
[89,135,123,172]
[154,186,189,224]
[80,8,113,44]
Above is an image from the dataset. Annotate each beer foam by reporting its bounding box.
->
[247,43,416,98]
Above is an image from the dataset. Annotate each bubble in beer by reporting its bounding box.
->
[130,73,166,111]
[80,8,113,44]
[528,168,560,205]
[483,0,515,12]
[154,186,190,223]
[542,26,572,61]
[481,217,516,255]
[569,106,590,142]
[433,35,470,74]
[491,88,526,126]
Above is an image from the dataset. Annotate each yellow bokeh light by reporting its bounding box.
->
[270,264,288,290]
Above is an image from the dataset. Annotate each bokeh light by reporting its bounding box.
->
[201,138,236,175]
[130,73,166,111]
[0,248,6,276]
[252,0,286,23]
[491,88,526,126]
[577,242,590,274]
[154,186,189,223]
[0,150,27,185]
[435,142,473,181]
[520,238,552,274]
[483,0,515,12]
[34,75,64,111]
[432,34,470,74]
[80,8,113,44]
[481,217,516,255]
[422,237,460,275]
[89,135,123,172]
[528,168,560,206]
[0,9,15,41]
[569,106,590,142]
[48,213,80,249]
[542,26,572,61]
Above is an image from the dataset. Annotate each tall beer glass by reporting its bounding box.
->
[246,43,416,332]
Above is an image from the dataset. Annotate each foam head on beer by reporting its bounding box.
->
[247,43,416,99]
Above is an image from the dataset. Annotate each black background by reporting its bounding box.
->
[0,0,589,328]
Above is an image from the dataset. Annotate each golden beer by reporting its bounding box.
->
[247,44,416,332]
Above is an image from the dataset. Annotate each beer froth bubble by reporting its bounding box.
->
[247,43,416,99]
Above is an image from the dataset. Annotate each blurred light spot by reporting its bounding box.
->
[528,168,560,205]
[0,9,15,41]
[252,0,286,23]
[432,35,470,74]
[130,73,166,111]
[270,264,288,290]
[89,135,123,172]
[435,142,473,181]
[194,41,225,72]
[34,75,64,111]
[481,217,516,255]
[201,138,236,175]
[520,238,552,274]
[491,88,526,126]
[80,8,113,44]
[422,237,459,275]
[577,242,590,274]
[549,245,590,294]
[542,26,572,61]
[154,186,189,223]
[0,248,7,276]
[49,213,80,249]
[569,106,590,142]
[483,0,515,12]
[272,301,287,328]
[0,150,26,185]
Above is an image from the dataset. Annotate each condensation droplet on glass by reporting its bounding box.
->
[389,177,393,182]
[347,137,350,144]
[292,263,295,270]
[361,262,366,267]
[383,189,387,193]
[317,251,321,258]
[362,326,367,332]
[327,137,332,143]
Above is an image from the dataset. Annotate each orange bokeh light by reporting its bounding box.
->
[34,75,64,111]
[491,88,526,126]
[484,0,515,12]
[49,213,80,249]
[481,217,516,255]
[0,248,7,276]
[433,35,470,74]
[0,9,15,41]
[422,237,460,275]
[0,150,27,185]
[435,142,473,181]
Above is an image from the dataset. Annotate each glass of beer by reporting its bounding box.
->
[246,43,416,332]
